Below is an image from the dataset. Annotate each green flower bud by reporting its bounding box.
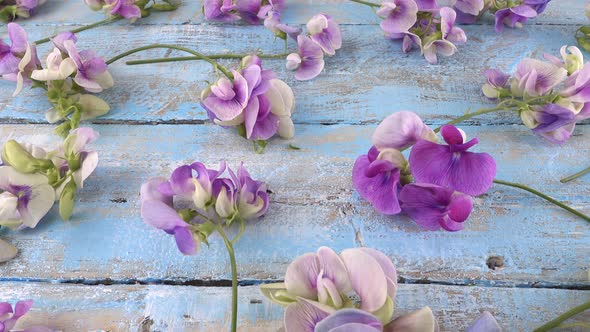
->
[77,94,110,120]
[54,121,72,138]
[1,140,49,173]
[59,179,77,220]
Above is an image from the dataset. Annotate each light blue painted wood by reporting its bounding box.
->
[1,282,588,331]
[0,123,587,286]
[1,25,587,125]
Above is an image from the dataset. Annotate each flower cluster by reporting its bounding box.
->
[1,127,99,225]
[285,14,342,80]
[376,0,466,64]
[204,0,285,25]
[201,55,296,149]
[85,0,180,20]
[0,300,53,332]
[483,45,590,144]
[0,0,46,23]
[140,161,269,254]
[451,0,551,31]
[1,23,113,137]
[260,246,502,331]
[353,111,496,231]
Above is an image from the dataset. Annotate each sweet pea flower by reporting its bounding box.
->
[140,177,200,255]
[229,163,269,219]
[377,0,418,35]
[482,69,510,98]
[50,127,99,189]
[50,32,77,53]
[0,300,33,331]
[202,72,251,122]
[235,0,263,24]
[372,111,437,150]
[159,162,227,209]
[266,78,296,139]
[559,63,590,104]
[352,146,406,215]
[452,0,484,23]
[307,14,342,56]
[400,183,473,231]
[263,10,301,40]
[409,125,497,196]
[104,0,141,19]
[30,47,77,82]
[494,4,538,32]
[0,23,28,78]
[511,58,567,97]
[440,7,467,44]
[64,40,114,93]
[204,0,241,22]
[422,8,465,64]
[524,104,576,144]
[544,45,584,75]
[0,166,55,230]
[467,311,502,332]
[286,35,325,81]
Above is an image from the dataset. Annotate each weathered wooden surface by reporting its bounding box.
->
[0,0,589,330]
[3,283,589,331]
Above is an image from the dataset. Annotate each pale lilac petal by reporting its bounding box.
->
[173,226,198,255]
[285,253,320,299]
[384,307,439,332]
[467,311,502,332]
[284,300,330,332]
[379,0,418,35]
[453,0,484,16]
[484,69,510,88]
[340,248,388,312]
[294,35,325,81]
[7,23,28,54]
[317,246,351,294]
[536,122,575,144]
[315,309,383,332]
[140,177,173,205]
[372,111,436,150]
[308,14,342,56]
[358,248,397,299]
[415,0,437,10]
[532,104,575,132]
[169,165,195,196]
[140,199,187,232]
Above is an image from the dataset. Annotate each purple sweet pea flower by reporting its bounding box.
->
[229,162,269,219]
[409,125,497,196]
[284,298,332,332]
[526,104,576,144]
[202,73,251,122]
[244,94,280,140]
[452,0,484,22]
[352,146,405,215]
[235,0,262,24]
[482,68,510,98]
[0,23,27,77]
[50,32,77,53]
[494,4,538,32]
[307,14,342,56]
[415,0,437,11]
[286,35,325,81]
[467,311,502,332]
[64,40,114,93]
[523,0,551,15]
[203,0,241,22]
[377,0,418,35]
[400,183,473,231]
[372,111,437,150]
[0,166,55,230]
[264,10,301,40]
[140,177,199,255]
[0,300,33,331]
[104,0,141,19]
[560,63,590,103]
[512,58,567,97]
[440,7,467,44]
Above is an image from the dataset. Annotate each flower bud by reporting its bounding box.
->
[377,148,407,170]
[285,53,302,71]
[215,186,235,219]
[560,46,584,75]
[59,179,77,220]
[520,110,538,129]
[85,0,104,11]
[1,140,48,173]
[78,94,111,120]
[482,82,501,99]
[238,194,266,220]
[191,178,211,210]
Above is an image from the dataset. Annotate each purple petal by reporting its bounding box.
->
[352,154,402,215]
[484,69,510,88]
[378,0,419,35]
[0,302,13,317]
[510,4,538,17]
[315,309,383,332]
[317,246,351,297]
[415,0,437,10]
[536,122,575,144]
[169,165,195,196]
[440,125,465,144]
[532,104,575,132]
[173,226,199,255]
[235,0,262,24]
[244,95,279,140]
[8,23,28,54]
[295,35,325,81]
[409,140,497,196]
[140,199,187,232]
[140,177,173,205]
[340,248,388,312]
[400,183,455,231]
[467,311,502,332]
[453,0,484,16]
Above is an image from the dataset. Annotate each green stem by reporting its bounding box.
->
[125,52,290,66]
[34,17,122,45]
[560,165,590,183]
[493,179,590,223]
[106,44,234,79]
[349,0,381,7]
[432,105,511,133]
[217,226,239,332]
[533,300,590,332]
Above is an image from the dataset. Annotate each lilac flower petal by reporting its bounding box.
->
[169,165,195,196]
[294,35,325,81]
[532,104,575,132]
[379,0,418,35]
[140,199,186,232]
[236,0,263,24]
[467,311,502,332]
[284,300,330,332]
[484,69,510,88]
[358,247,397,298]
[352,154,402,215]
[409,139,497,196]
[7,23,28,54]
[400,183,454,230]
[537,122,575,144]
[317,246,352,294]
[453,0,484,16]
[510,4,538,17]
[340,248,388,312]
[285,253,320,299]
[244,95,279,140]
[173,226,198,255]
[308,14,342,56]
[141,177,173,205]
[372,111,436,150]
[315,309,383,332]
[0,302,13,316]
[415,0,437,10]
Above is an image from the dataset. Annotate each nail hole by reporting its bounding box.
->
[486,256,505,270]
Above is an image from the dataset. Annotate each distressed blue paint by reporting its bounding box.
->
[1,25,586,125]
[0,124,587,286]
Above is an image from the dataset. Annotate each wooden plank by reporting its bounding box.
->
[0,282,588,331]
[12,0,587,26]
[1,25,585,125]
[0,123,587,285]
